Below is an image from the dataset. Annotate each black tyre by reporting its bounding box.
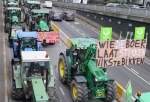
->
[58,53,68,84]
[146,2,150,8]
[106,82,116,102]
[42,39,47,47]
[11,80,24,100]
[71,80,88,102]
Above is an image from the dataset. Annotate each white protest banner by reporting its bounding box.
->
[96,39,147,68]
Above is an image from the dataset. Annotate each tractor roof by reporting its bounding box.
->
[31,9,49,14]
[17,32,38,38]
[8,2,18,5]
[70,38,97,48]
[139,92,150,102]
[21,51,50,62]
[27,0,40,4]
[7,7,21,10]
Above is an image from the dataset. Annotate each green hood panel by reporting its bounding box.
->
[12,16,19,23]
[139,92,150,102]
[88,60,107,81]
[39,20,49,31]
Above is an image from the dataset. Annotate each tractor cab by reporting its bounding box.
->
[13,32,43,58]
[17,32,40,51]
[4,7,21,33]
[29,9,51,31]
[25,0,40,10]
[11,51,55,101]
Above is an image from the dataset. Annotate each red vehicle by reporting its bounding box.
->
[38,31,59,46]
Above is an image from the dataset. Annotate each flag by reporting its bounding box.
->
[99,27,112,41]
[125,80,132,102]
[134,27,145,40]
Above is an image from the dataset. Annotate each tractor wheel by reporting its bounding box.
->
[71,80,88,102]
[58,54,68,84]
[106,82,116,102]
[11,80,24,100]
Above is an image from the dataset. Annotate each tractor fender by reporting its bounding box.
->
[74,76,87,83]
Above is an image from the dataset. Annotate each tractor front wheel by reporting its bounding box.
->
[58,54,68,84]
[71,80,88,102]
[106,82,116,102]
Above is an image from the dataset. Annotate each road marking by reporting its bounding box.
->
[74,22,80,25]
[131,68,139,75]
[125,66,150,86]
[59,87,65,96]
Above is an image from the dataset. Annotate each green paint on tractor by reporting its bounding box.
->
[39,20,49,31]
[136,92,150,102]
[32,78,49,101]
[58,37,116,102]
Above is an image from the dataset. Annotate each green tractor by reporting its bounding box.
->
[134,91,150,102]
[58,38,116,102]
[11,51,56,102]
[27,9,52,31]
[4,7,22,33]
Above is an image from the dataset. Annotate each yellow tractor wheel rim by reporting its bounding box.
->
[72,85,78,99]
[59,59,65,78]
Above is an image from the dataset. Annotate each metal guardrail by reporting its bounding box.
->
[53,2,150,23]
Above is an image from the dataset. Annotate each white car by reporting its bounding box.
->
[106,3,120,7]
[43,1,52,9]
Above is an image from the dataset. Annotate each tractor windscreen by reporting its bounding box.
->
[23,61,49,78]
[21,37,37,51]
[29,4,40,9]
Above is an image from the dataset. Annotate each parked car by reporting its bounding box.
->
[62,11,75,21]
[51,12,63,21]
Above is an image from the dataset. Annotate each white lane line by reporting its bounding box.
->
[59,87,65,96]
[3,38,8,102]
[125,66,150,86]
[131,68,139,75]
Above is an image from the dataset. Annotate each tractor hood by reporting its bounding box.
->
[12,16,19,23]
[39,20,49,32]
[71,38,97,48]
[88,60,108,81]
[139,92,150,102]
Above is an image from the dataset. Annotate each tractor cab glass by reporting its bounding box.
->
[22,61,49,79]
[26,1,40,10]
[20,37,37,51]
[6,8,21,21]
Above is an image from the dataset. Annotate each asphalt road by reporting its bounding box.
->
[52,16,150,97]
[0,3,150,102]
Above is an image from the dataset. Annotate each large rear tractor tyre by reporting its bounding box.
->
[106,82,116,102]
[11,80,24,100]
[71,80,88,102]
[58,54,68,84]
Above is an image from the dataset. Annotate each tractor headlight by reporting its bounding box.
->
[24,81,27,85]
[94,78,98,82]
[44,80,46,84]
